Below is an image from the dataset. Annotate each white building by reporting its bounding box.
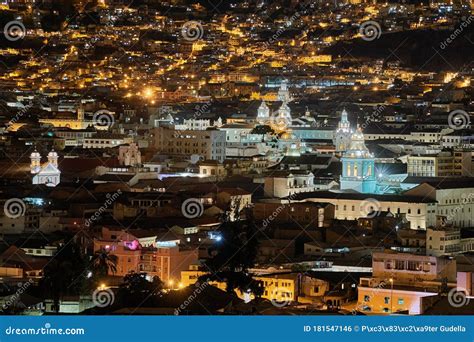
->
[257,101,270,125]
[357,252,456,314]
[31,149,61,187]
[405,180,474,228]
[153,127,226,162]
[333,109,353,152]
[263,170,323,198]
[426,226,461,257]
[83,133,133,149]
[292,192,435,230]
[118,143,142,166]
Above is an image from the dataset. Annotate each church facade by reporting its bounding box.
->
[340,129,376,194]
[30,149,61,187]
[333,109,353,153]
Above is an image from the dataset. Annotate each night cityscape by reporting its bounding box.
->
[1,0,474,318]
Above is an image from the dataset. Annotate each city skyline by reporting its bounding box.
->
[0,0,473,316]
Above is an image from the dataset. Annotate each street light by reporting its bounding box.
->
[389,278,394,314]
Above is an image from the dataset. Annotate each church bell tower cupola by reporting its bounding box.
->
[334,108,353,153]
[257,100,270,125]
[30,149,41,174]
[47,149,59,168]
[340,128,376,194]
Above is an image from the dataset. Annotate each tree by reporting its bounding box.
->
[199,206,262,298]
[250,125,275,135]
[40,239,87,312]
[90,249,118,286]
[118,272,164,307]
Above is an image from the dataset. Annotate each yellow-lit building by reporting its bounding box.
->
[181,266,298,303]
[357,252,456,314]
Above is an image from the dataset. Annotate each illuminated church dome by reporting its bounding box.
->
[340,128,376,194]
[30,149,41,159]
[344,128,373,159]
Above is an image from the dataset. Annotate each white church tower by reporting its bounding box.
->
[277,80,292,103]
[47,149,59,168]
[333,108,353,153]
[275,101,292,129]
[257,101,270,125]
[30,149,41,174]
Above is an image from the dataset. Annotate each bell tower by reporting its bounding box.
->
[340,128,376,194]
[30,149,41,174]
[47,149,59,168]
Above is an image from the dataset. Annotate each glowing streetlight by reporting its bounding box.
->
[144,87,154,98]
[389,278,394,313]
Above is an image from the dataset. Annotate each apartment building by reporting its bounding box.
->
[357,252,456,314]
[153,127,226,162]
[407,150,471,177]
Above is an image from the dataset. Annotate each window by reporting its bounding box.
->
[364,295,370,302]
[395,260,405,270]
[398,298,404,305]
[384,297,390,304]
[407,261,421,271]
